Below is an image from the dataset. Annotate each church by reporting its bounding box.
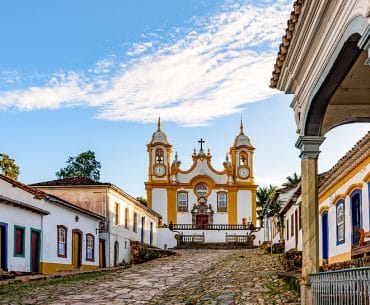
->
[145,119,257,232]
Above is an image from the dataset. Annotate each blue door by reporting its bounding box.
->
[322,212,329,260]
[351,190,362,245]
[0,223,8,271]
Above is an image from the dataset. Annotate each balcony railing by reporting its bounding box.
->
[167,223,256,231]
[311,267,370,305]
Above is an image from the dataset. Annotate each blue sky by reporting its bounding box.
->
[1,0,369,197]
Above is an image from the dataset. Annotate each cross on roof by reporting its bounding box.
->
[198,138,205,151]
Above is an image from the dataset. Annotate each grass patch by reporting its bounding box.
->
[0,271,108,297]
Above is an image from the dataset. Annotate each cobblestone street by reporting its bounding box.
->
[1,249,299,305]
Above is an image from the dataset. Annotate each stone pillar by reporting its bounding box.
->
[295,136,325,305]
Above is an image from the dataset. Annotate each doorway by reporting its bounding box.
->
[30,229,41,273]
[196,214,209,228]
[0,223,8,271]
[351,190,362,246]
[99,239,106,268]
[72,230,82,269]
[149,222,153,247]
[322,212,329,261]
[114,241,119,267]
[141,217,145,244]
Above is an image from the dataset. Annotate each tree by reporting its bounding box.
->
[0,153,20,180]
[56,150,101,181]
[136,196,147,206]
[256,185,277,225]
[282,172,301,188]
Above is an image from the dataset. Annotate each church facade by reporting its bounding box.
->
[145,119,257,228]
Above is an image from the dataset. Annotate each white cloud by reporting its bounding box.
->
[0,1,291,126]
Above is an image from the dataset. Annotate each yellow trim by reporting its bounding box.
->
[147,189,152,208]
[228,190,237,224]
[167,188,177,224]
[177,156,227,175]
[251,189,256,225]
[319,206,329,215]
[40,262,98,274]
[344,183,363,196]
[332,194,346,205]
[363,171,370,183]
[319,157,369,203]
[327,252,351,265]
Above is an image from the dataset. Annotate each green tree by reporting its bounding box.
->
[56,150,101,181]
[136,196,147,206]
[0,153,20,180]
[256,185,277,225]
[282,172,301,188]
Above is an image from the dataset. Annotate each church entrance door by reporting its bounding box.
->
[196,214,209,228]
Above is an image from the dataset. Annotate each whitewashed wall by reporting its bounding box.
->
[237,190,252,224]
[318,165,369,263]
[0,202,43,272]
[152,188,167,224]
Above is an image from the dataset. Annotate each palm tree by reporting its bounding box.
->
[282,172,301,188]
[256,185,277,225]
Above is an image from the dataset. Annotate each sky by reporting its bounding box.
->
[0,0,368,197]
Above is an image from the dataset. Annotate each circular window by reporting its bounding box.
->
[195,183,208,197]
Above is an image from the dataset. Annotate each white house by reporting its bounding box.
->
[0,174,102,274]
[32,177,161,266]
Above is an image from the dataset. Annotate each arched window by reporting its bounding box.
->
[217,192,228,212]
[155,148,164,163]
[57,225,67,258]
[239,151,248,166]
[177,192,188,212]
[336,200,345,245]
[86,234,94,261]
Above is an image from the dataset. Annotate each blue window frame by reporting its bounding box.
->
[350,189,362,246]
[336,200,345,245]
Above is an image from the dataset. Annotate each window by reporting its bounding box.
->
[14,226,25,257]
[86,234,94,261]
[195,183,208,197]
[291,214,294,237]
[239,151,248,166]
[114,203,120,225]
[57,225,67,258]
[286,219,289,240]
[177,192,188,212]
[217,192,228,212]
[298,205,302,230]
[155,148,164,163]
[133,212,138,232]
[124,208,129,228]
[336,200,345,244]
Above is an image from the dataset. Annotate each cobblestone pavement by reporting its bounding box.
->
[1,249,299,305]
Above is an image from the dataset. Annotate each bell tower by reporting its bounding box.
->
[147,117,172,183]
[230,119,255,184]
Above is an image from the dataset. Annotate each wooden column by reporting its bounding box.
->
[296,136,325,305]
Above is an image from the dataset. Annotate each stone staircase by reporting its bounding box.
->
[175,242,257,250]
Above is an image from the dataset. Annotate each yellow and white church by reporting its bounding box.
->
[145,119,258,231]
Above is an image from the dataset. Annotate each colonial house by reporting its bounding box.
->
[0,174,102,274]
[32,177,161,266]
[318,131,369,265]
[267,132,369,266]
[146,119,257,248]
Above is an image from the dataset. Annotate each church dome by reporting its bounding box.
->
[150,117,169,144]
[233,120,252,147]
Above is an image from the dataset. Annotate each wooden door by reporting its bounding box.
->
[0,225,7,271]
[72,231,82,269]
[99,239,106,268]
[30,230,40,273]
[196,214,208,228]
[322,212,329,260]
[294,210,299,249]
